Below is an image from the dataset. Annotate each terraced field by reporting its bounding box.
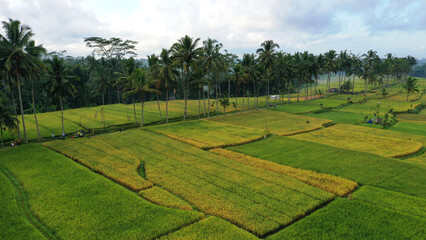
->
[209,109,331,136]
[146,120,265,149]
[0,145,203,240]
[289,124,423,158]
[47,130,336,237]
[230,136,426,198]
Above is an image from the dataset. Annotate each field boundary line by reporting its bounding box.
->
[0,166,59,240]
[151,217,206,240]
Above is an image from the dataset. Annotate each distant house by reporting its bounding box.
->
[328,88,339,93]
[270,95,280,100]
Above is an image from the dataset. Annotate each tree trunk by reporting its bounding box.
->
[102,92,105,106]
[183,69,189,122]
[266,78,269,108]
[1,126,3,149]
[117,90,120,103]
[198,88,201,118]
[254,80,257,110]
[132,95,137,123]
[287,82,290,104]
[327,73,331,96]
[166,88,169,124]
[352,75,355,94]
[9,79,21,139]
[407,92,409,102]
[207,85,210,119]
[247,83,250,110]
[31,77,42,140]
[242,83,245,107]
[215,76,219,115]
[203,88,206,116]
[314,80,318,99]
[16,75,27,144]
[141,93,144,127]
[59,97,65,136]
[228,77,230,96]
[156,94,162,120]
[338,71,342,95]
[235,80,238,110]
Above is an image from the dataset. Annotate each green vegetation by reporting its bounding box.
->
[0,170,45,240]
[161,217,258,240]
[302,110,366,124]
[352,186,426,218]
[139,186,193,211]
[147,120,265,149]
[267,198,426,240]
[0,145,203,240]
[290,124,423,158]
[60,130,334,236]
[389,121,426,136]
[209,109,331,136]
[230,136,426,197]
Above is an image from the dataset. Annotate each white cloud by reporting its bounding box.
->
[0,0,425,59]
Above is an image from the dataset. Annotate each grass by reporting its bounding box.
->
[146,120,265,149]
[351,186,426,218]
[0,145,203,240]
[271,94,364,114]
[209,110,331,136]
[139,186,193,211]
[289,124,423,158]
[79,130,334,236]
[229,136,426,198]
[210,148,357,196]
[389,121,426,136]
[302,110,367,124]
[0,169,46,240]
[396,113,426,122]
[160,217,259,240]
[267,198,426,240]
[338,97,422,115]
[44,138,153,191]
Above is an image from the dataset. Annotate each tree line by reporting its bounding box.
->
[0,18,419,145]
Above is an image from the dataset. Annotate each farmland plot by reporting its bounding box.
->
[49,130,335,236]
[146,120,265,149]
[290,124,423,158]
[209,110,331,136]
[230,136,426,197]
[0,145,203,240]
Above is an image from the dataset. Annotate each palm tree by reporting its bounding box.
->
[172,35,202,121]
[125,68,159,127]
[114,57,137,123]
[45,56,77,136]
[202,38,224,116]
[256,40,279,108]
[402,77,419,101]
[158,48,179,123]
[147,54,163,120]
[0,18,43,143]
[93,57,108,105]
[25,40,46,140]
[324,50,337,96]
[240,54,256,110]
[337,50,350,94]
[362,50,378,93]
[0,96,18,149]
[230,64,243,109]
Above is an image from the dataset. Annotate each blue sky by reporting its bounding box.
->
[1,0,425,59]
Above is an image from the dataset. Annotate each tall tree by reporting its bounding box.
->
[256,40,279,108]
[25,40,46,140]
[125,68,159,127]
[158,48,179,123]
[0,94,18,148]
[147,54,163,120]
[324,50,337,96]
[172,35,202,121]
[402,77,419,101]
[45,56,77,136]
[0,18,43,143]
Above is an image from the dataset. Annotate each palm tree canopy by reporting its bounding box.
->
[256,40,279,71]
[402,77,419,94]
[45,55,77,101]
[125,68,160,98]
[158,48,178,89]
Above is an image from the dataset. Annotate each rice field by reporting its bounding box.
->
[209,109,331,136]
[230,136,426,198]
[289,124,423,158]
[139,186,193,211]
[267,198,426,240]
[48,130,335,236]
[0,145,203,240]
[146,120,265,149]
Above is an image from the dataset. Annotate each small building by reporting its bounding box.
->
[328,88,339,93]
[270,95,280,100]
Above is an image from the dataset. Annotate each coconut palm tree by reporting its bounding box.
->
[402,77,419,101]
[362,50,378,93]
[147,54,163,120]
[25,40,46,140]
[256,40,279,108]
[171,35,202,121]
[114,57,137,123]
[125,68,159,127]
[0,18,43,143]
[0,95,18,148]
[240,53,256,110]
[324,50,337,96]
[45,56,77,136]
[158,48,179,123]
[230,64,243,109]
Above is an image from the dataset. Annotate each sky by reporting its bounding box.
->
[0,0,425,59]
